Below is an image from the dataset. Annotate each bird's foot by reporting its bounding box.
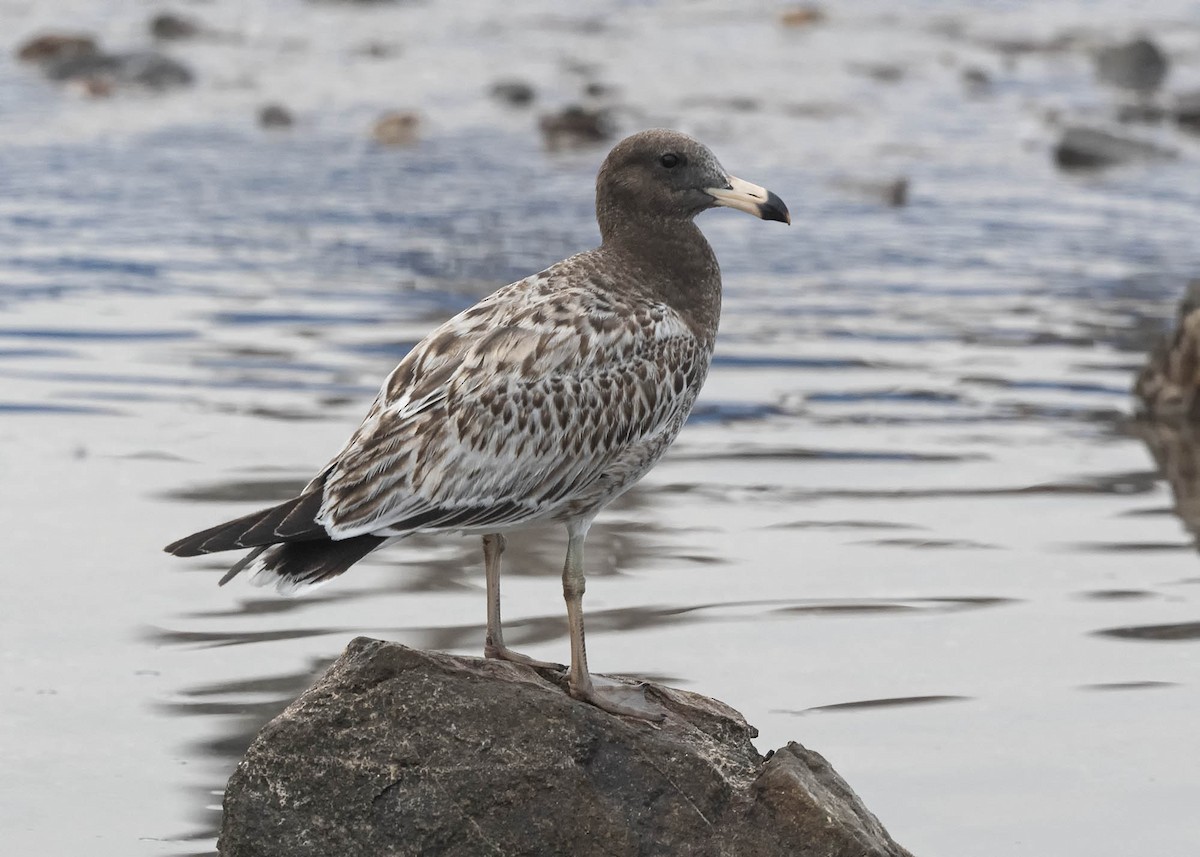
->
[570,675,666,722]
[484,643,566,672]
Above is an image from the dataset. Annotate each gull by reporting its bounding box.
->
[165,129,789,719]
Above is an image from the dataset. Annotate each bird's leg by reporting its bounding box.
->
[562,521,664,721]
[482,533,564,671]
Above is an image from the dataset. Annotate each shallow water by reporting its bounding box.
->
[3,1,1200,854]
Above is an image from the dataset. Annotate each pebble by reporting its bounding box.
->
[259,104,294,129]
[372,111,420,146]
[16,33,97,64]
[779,5,826,28]
[490,80,536,107]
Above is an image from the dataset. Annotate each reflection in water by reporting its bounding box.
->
[852,537,1000,549]
[162,661,333,848]
[144,626,349,649]
[1092,621,1200,641]
[1077,589,1157,601]
[655,470,1163,504]
[776,695,971,715]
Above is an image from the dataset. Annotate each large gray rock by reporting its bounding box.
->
[219,638,914,857]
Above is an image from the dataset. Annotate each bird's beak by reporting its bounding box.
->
[706,175,790,224]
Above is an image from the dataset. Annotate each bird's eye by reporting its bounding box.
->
[659,153,682,169]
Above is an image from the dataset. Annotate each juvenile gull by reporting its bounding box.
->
[165,129,789,719]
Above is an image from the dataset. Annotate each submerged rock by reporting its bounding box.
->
[1135,280,1200,421]
[43,50,194,91]
[1053,126,1176,170]
[1095,37,1169,93]
[219,638,914,857]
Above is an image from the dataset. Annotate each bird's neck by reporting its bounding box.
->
[598,217,722,344]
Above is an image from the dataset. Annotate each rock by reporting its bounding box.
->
[961,66,991,94]
[832,176,910,207]
[583,80,615,99]
[15,32,97,64]
[490,79,536,107]
[538,105,614,150]
[681,94,760,112]
[68,76,115,99]
[1131,418,1200,548]
[1095,37,1168,93]
[150,12,201,41]
[1116,102,1168,124]
[851,62,905,83]
[1135,280,1200,421]
[258,104,294,129]
[779,5,826,28]
[355,41,401,58]
[219,638,914,857]
[1173,90,1200,133]
[371,110,420,146]
[43,50,194,91]
[1052,126,1176,170]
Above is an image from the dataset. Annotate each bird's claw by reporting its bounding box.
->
[484,643,566,672]
[570,678,666,721]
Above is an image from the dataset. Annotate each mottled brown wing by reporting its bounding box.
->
[314,277,708,538]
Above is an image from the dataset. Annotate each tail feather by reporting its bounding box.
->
[164,487,327,557]
[239,535,386,594]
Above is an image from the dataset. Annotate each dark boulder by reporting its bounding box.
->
[219,638,915,857]
[1053,126,1176,170]
[1095,37,1168,93]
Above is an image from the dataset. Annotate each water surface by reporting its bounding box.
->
[2,1,1200,854]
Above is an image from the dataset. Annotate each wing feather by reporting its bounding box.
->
[314,262,710,538]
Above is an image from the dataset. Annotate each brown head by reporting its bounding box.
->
[594,129,789,241]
